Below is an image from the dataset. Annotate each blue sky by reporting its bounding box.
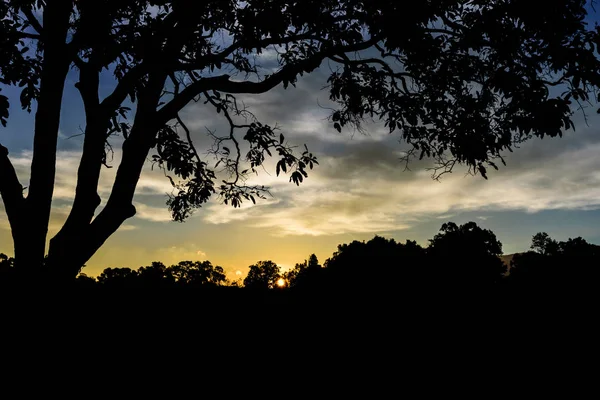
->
[2,5,600,277]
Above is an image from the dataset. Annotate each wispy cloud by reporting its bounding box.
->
[200,136,600,236]
[6,109,600,240]
[133,203,174,223]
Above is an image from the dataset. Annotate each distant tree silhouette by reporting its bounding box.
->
[508,251,552,289]
[244,261,281,289]
[137,261,175,288]
[510,233,600,290]
[75,272,97,289]
[307,254,320,269]
[559,236,600,257]
[427,222,506,287]
[87,259,230,290]
[2,2,600,280]
[97,267,139,288]
[324,236,426,289]
[284,254,323,289]
[558,237,600,286]
[531,233,560,256]
[171,261,227,287]
[226,278,243,288]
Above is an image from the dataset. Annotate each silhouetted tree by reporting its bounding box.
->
[531,233,560,256]
[1,1,599,280]
[97,267,139,288]
[171,260,227,287]
[226,278,243,288]
[510,233,600,290]
[75,272,97,289]
[324,236,426,289]
[244,261,280,290]
[284,253,323,289]
[137,261,175,288]
[557,237,600,286]
[559,236,600,257]
[508,251,552,288]
[0,252,14,277]
[427,222,506,287]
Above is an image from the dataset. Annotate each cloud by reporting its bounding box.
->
[4,57,600,248]
[200,128,600,237]
[5,148,177,222]
[196,250,207,258]
[133,203,174,223]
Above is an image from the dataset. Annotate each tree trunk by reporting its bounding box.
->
[0,145,26,267]
[46,119,107,279]
[47,73,167,278]
[20,1,73,273]
[47,68,107,279]
[53,123,157,277]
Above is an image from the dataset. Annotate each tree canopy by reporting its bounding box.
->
[1,0,600,279]
[244,260,281,289]
[427,222,506,285]
[510,232,600,288]
[283,253,323,289]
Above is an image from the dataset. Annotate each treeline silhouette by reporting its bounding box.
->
[1,221,598,299]
[2,220,598,358]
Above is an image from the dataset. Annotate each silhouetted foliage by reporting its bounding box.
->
[97,267,139,288]
[427,222,506,287]
[284,254,323,289]
[244,261,281,290]
[0,253,15,281]
[324,236,426,289]
[509,233,600,290]
[2,1,600,280]
[531,232,560,256]
[2,214,600,309]
[137,261,175,288]
[93,259,228,290]
[171,260,227,287]
[75,272,98,290]
[508,251,552,288]
[0,252,14,270]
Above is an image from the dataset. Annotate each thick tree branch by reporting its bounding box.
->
[100,63,145,112]
[174,32,322,71]
[425,28,459,36]
[51,63,104,244]
[99,9,190,113]
[328,55,413,79]
[57,72,171,274]
[0,144,25,231]
[22,7,43,35]
[17,32,41,40]
[159,38,379,124]
[24,0,73,269]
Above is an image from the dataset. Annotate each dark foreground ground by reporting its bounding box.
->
[0,285,595,393]
[2,284,594,333]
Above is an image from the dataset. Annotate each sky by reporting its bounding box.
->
[3,8,600,278]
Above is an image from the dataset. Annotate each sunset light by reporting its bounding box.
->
[1,0,600,287]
